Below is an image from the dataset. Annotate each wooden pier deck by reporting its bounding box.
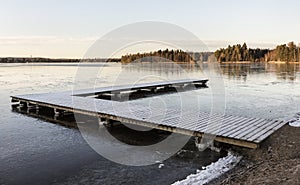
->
[11,79,286,149]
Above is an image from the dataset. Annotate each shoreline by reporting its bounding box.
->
[210,124,300,185]
[0,58,300,64]
[267,61,300,64]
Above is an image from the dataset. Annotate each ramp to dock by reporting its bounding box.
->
[11,79,286,149]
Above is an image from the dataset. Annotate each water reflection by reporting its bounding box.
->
[219,63,255,81]
[122,62,201,77]
[271,63,300,81]
[221,63,300,81]
[122,62,300,82]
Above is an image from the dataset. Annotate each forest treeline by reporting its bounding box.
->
[121,42,300,63]
[265,42,300,62]
[120,49,196,63]
[215,42,300,62]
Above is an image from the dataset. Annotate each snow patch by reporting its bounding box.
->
[171,152,242,185]
[288,113,300,127]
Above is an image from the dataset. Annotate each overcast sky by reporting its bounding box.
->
[1,0,300,58]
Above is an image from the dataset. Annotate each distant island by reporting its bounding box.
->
[1,42,300,63]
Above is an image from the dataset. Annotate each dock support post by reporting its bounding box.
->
[53,108,63,118]
[98,117,104,128]
[150,87,157,93]
[26,103,35,113]
[111,92,120,101]
[35,105,39,114]
[19,101,27,109]
[105,118,113,127]
[98,118,113,128]
[172,84,184,92]
[194,136,214,151]
[27,102,36,110]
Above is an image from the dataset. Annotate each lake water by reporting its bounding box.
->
[0,62,299,185]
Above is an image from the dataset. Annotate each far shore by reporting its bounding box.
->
[267,60,300,64]
[218,60,300,64]
[0,57,120,63]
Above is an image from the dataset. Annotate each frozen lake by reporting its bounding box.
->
[0,62,299,184]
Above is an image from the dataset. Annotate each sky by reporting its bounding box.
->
[1,0,300,58]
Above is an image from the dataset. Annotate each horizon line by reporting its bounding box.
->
[0,39,298,59]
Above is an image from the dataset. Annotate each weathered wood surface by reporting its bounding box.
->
[11,79,286,149]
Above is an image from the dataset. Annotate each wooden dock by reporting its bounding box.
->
[11,79,286,149]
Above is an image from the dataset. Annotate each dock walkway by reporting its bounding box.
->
[11,79,286,149]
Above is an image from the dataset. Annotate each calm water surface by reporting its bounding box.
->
[0,62,299,185]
